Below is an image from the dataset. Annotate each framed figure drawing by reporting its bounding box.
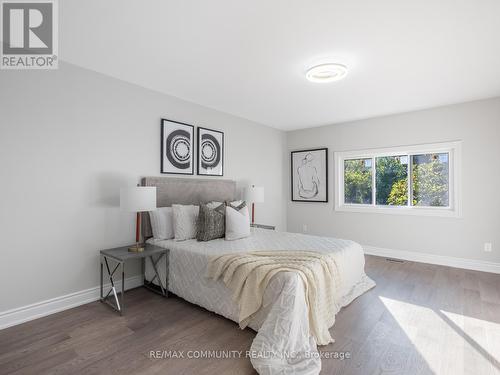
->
[291,148,328,202]
[161,119,194,175]
[197,127,224,176]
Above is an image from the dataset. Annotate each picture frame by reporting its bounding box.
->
[161,118,194,175]
[197,127,224,176]
[291,148,328,202]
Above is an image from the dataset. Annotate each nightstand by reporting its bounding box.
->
[100,244,168,315]
[250,223,276,230]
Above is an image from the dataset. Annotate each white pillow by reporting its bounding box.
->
[172,204,199,241]
[148,207,174,240]
[225,201,250,241]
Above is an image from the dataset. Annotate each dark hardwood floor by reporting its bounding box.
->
[1,255,499,375]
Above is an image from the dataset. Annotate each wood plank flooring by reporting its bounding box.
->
[1,255,499,375]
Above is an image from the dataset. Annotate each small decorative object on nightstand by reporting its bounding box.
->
[120,185,157,252]
[250,223,275,230]
[100,244,168,315]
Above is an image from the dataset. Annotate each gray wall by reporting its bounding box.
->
[287,98,500,263]
[0,63,287,312]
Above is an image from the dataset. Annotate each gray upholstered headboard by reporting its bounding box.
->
[140,177,238,239]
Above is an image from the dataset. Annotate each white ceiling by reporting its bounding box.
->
[61,0,500,130]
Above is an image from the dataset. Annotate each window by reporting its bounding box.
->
[335,141,462,217]
[344,158,372,204]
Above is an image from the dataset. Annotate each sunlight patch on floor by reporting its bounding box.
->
[379,296,500,375]
[439,310,500,374]
[379,296,442,374]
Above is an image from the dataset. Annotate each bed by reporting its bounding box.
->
[141,177,375,375]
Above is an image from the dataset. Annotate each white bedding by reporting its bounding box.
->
[146,228,375,375]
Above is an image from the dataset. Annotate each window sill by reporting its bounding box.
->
[334,204,462,218]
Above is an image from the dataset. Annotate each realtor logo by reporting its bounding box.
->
[1,0,58,69]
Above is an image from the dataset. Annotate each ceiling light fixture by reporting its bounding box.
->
[306,63,348,83]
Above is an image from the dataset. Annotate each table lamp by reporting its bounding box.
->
[245,185,264,224]
[120,186,157,252]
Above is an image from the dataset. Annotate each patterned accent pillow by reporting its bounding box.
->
[228,200,247,211]
[196,203,226,241]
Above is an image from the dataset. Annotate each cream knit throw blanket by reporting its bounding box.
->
[206,250,341,345]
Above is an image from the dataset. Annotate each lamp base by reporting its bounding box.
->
[128,244,144,252]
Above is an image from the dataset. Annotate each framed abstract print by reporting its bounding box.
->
[197,127,224,176]
[161,119,194,175]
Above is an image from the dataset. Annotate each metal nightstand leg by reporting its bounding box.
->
[143,252,168,298]
[100,255,124,315]
[165,251,169,295]
[100,259,103,300]
[121,261,125,314]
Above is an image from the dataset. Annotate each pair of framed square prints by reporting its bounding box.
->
[161,118,224,176]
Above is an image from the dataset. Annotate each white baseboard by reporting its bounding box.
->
[0,275,143,330]
[364,245,500,274]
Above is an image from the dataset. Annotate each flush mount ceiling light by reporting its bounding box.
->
[306,63,348,83]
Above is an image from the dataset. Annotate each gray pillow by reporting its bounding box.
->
[196,203,226,241]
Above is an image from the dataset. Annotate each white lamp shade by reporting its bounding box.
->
[245,185,264,203]
[120,186,157,212]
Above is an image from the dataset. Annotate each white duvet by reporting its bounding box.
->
[146,229,375,375]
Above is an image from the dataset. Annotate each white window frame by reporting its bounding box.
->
[334,141,462,217]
